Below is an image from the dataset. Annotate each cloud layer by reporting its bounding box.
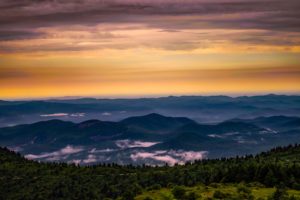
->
[25,145,84,161]
[0,0,299,98]
[116,140,160,149]
[40,113,85,117]
[131,150,208,166]
[1,0,300,52]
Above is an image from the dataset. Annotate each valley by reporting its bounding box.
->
[0,110,299,165]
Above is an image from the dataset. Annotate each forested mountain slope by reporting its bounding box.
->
[1,144,300,199]
[1,113,300,165]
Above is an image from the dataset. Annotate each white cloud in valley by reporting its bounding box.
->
[115,140,160,149]
[130,150,208,166]
[25,145,84,160]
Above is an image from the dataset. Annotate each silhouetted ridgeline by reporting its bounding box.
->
[1,113,300,165]
[1,144,300,199]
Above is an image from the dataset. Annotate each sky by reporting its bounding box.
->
[0,0,300,99]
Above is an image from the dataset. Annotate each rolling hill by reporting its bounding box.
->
[1,95,300,127]
[1,144,300,199]
[0,113,299,165]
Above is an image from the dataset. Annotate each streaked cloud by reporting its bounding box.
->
[40,113,85,117]
[89,148,118,153]
[130,150,208,165]
[116,140,160,149]
[25,145,84,160]
[0,0,299,53]
[83,154,97,164]
[40,113,68,117]
[0,0,299,98]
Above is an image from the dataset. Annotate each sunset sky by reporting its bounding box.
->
[0,0,300,99]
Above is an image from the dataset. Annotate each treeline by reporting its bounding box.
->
[1,144,300,199]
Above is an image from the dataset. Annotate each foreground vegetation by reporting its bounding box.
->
[1,144,300,199]
[136,183,300,200]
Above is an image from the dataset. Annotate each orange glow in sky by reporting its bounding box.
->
[0,1,299,99]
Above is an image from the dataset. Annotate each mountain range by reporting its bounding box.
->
[1,113,299,165]
[1,94,300,127]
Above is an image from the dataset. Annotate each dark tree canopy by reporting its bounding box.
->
[1,144,300,199]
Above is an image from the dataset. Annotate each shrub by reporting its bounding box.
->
[269,184,289,200]
[143,197,154,200]
[185,191,199,200]
[209,183,219,188]
[147,184,162,191]
[237,185,254,200]
[213,190,230,199]
[172,186,186,199]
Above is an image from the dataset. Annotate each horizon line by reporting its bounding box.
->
[1,92,300,101]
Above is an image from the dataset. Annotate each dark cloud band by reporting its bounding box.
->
[0,0,299,52]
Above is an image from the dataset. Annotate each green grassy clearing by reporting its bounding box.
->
[136,183,300,200]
